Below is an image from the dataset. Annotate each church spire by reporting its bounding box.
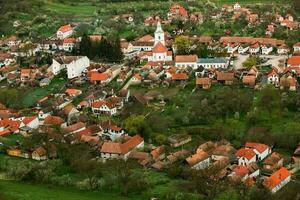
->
[155,21,163,33]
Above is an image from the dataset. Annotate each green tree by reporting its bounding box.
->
[124,114,151,138]
[79,34,91,57]
[242,56,259,68]
[174,35,191,55]
[257,85,281,117]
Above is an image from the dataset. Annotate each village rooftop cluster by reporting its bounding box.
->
[0,2,300,196]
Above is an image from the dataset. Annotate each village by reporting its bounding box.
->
[0,1,300,200]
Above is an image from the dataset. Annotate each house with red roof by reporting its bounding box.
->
[100,135,144,160]
[20,69,31,82]
[293,42,300,53]
[175,55,198,69]
[277,44,289,55]
[264,167,291,193]
[267,68,279,87]
[186,149,210,170]
[229,163,260,182]
[131,73,142,84]
[91,100,117,116]
[287,56,300,68]
[245,142,271,161]
[65,89,82,97]
[250,42,260,54]
[168,4,188,21]
[236,148,257,166]
[63,38,76,52]
[20,116,39,129]
[0,119,22,134]
[56,24,74,39]
[100,120,124,140]
[90,72,112,85]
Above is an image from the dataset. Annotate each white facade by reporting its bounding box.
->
[233,3,241,10]
[57,29,73,40]
[175,62,197,69]
[267,74,279,86]
[149,52,172,62]
[63,42,75,52]
[92,105,117,116]
[238,156,256,166]
[277,47,289,54]
[48,59,64,75]
[196,58,229,69]
[252,148,271,161]
[294,45,300,52]
[238,46,249,54]
[250,47,260,54]
[261,46,273,55]
[226,44,239,54]
[191,157,211,170]
[67,56,90,79]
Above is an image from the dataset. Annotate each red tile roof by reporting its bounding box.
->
[171,73,188,80]
[233,165,249,177]
[196,77,211,85]
[264,167,290,190]
[236,148,256,160]
[245,142,269,153]
[22,116,36,125]
[287,56,300,67]
[175,55,198,62]
[44,116,64,126]
[58,24,73,33]
[63,38,76,44]
[186,149,210,166]
[90,72,110,81]
[153,42,167,53]
[170,4,188,18]
[65,89,81,96]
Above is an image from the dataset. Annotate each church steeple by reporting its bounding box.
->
[154,21,165,45]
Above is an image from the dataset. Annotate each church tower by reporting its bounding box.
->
[154,21,165,46]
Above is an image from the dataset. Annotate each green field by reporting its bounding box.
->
[21,77,67,108]
[0,180,142,200]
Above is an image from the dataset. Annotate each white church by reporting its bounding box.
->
[147,22,173,62]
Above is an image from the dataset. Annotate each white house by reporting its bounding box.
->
[226,43,239,54]
[267,68,279,87]
[233,2,241,10]
[92,100,117,116]
[245,142,271,161]
[19,116,39,129]
[175,55,198,69]
[264,167,291,193]
[48,56,90,79]
[186,150,210,170]
[238,45,249,54]
[100,121,125,140]
[229,164,260,182]
[63,38,76,52]
[261,45,273,55]
[277,44,289,55]
[293,42,300,52]
[32,147,47,161]
[250,43,260,54]
[56,24,74,40]
[236,148,257,166]
[196,58,229,69]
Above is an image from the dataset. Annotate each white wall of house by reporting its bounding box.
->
[261,46,273,55]
[57,30,73,40]
[48,59,65,75]
[92,105,117,115]
[196,62,228,69]
[238,156,256,166]
[267,75,279,86]
[250,47,260,54]
[191,158,210,170]
[253,148,271,161]
[67,56,90,79]
[294,46,300,52]
[175,62,197,69]
[277,48,289,54]
[271,175,291,193]
[63,43,75,52]
[238,46,249,54]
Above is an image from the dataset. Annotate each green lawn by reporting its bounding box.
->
[21,77,67,108]
[0,180,143,200]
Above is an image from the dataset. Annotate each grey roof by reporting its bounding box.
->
[197,57,228,64]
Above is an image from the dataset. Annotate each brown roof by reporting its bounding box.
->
[62,122,85,133]
[186,149,210,166]
[175,55,198,62]
[243,75,256,86]
[264,152,283,166]
[44,116,64,126]
[151,146,165,160]
[217,72,235,81]
[100,135,144,155]
[196,77,211,85]
[34,147,46,156]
